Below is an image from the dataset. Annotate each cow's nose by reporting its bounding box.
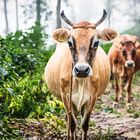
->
[125,60,135,68]
[127,62,133,67]
[74,65,90,77]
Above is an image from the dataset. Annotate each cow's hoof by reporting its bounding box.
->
[119,96,124,102]
[113,102,119,108]
[126,103,133,109]
[128,97,133,102]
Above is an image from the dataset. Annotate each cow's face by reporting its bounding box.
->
[53,10,117,78]
[121,41,137,69]
[68,27,100,77]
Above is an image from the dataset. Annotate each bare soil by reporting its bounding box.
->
[88,74,140,140]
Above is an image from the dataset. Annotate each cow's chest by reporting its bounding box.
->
[113,65,125,77]
[68,79,90,112]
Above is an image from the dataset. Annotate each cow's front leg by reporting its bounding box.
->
[61,78,77,140]
[81,111,91,140]
[125,76,133,103]
[81,90,97,140]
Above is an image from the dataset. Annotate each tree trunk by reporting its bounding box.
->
[134,0,137,22]
[106,0,112,27]
[15,0,19,30]
[108,11,111,27]
[36,0,41,23]
[56,0,61,28]
[3,0,9,34]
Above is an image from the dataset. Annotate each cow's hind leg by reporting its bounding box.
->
[113,75,120,108]
[118,76,124,101]
[114,75,119,102]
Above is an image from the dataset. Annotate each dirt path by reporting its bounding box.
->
[91,108,140,140]
[88,75,140,140]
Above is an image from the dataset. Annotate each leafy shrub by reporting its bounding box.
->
[0,22,64,119]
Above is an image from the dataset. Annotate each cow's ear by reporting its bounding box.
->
[136,44,140,49]
[131,35,138,42]
[99,28,118,41]
[52,28,70,42]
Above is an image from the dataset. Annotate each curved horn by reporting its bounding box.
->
[61,10,74,27]
[95,9,107,27]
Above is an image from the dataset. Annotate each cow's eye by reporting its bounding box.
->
[131,49,136,55]
[68,41,73,48]
[93,41,100,49]
[92,36,99,49]
[122,49,126,55]
[68,36,74,49]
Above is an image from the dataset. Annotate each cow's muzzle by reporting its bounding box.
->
[125,60,135,68]
[73,63,93,78]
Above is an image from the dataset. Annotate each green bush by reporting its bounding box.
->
[0,22,64,119]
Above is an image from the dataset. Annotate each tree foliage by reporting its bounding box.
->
[22,0,52,26]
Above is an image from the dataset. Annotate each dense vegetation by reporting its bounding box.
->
[0,22,64,121]
[0,22,67,139]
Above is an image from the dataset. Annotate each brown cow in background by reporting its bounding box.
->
[108,34,140,104]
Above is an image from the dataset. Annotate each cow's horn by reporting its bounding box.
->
[95,9,107,27]
[61,10,74,27]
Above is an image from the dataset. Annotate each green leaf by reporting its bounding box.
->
[0,67,9,76]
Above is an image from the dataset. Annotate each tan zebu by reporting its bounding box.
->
[108,34,140,104]
[44,10,117,140]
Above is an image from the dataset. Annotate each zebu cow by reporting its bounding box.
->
[108,34,140,104]
[44,10,117,140]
